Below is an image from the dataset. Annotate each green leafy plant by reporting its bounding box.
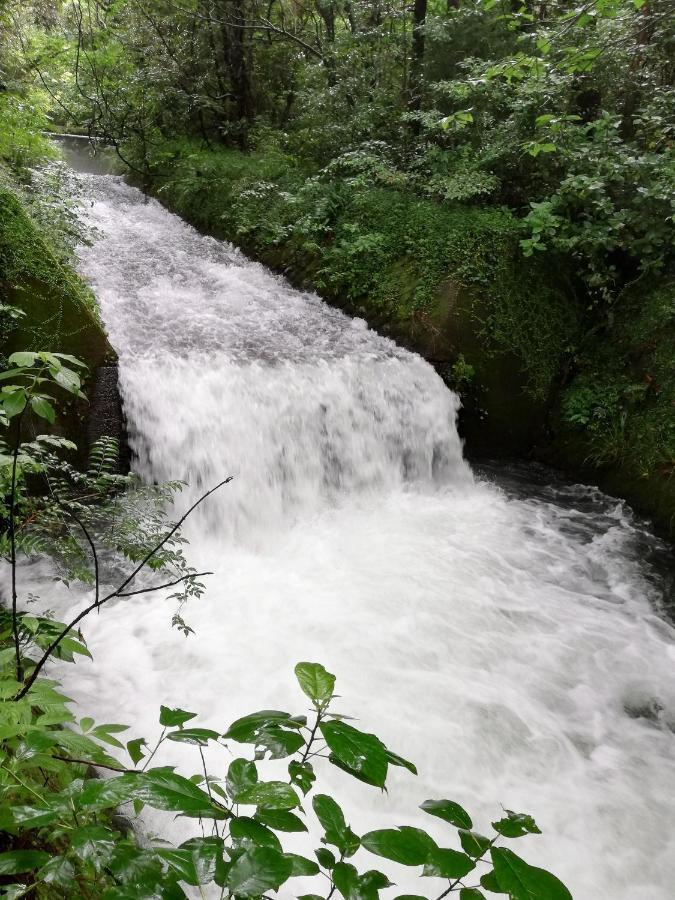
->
[0,650,572,899]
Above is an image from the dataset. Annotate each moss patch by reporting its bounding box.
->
[0,185,114,456]
[0,186,111,369]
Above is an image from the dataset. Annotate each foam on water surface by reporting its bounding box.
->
[23,172,675,898]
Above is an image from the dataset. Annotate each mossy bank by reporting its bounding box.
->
[0,180,116,457]
[141,139,674,537]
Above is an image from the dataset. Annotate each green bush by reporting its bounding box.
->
[561,281,675,479]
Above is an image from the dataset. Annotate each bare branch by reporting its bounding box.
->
[117,571,213,597]
[14,477,233,700]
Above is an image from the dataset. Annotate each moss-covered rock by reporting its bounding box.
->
[0,188,110,364]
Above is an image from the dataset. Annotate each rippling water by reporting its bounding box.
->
[27,166,675,898]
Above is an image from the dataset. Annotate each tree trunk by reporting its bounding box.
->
[227,0,253,135]
[408,0,427,128]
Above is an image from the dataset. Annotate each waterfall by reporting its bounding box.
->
[48,171,675,899]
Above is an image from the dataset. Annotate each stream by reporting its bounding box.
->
[39,151,675,898]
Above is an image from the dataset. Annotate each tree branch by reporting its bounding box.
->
[14,477,232,700]
[117,571,213,597]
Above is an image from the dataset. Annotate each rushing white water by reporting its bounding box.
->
[35,170,675,898]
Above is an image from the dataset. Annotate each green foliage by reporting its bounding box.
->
[0,647,571,899]
[444,355,475,394]
[0,182,101,326]
[11,0,669,487]
[560,281,675,479]
[0,94,53,172]
[521,114,675,301]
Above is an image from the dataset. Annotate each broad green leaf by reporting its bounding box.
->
[386,749,418,775]
[78,775,139,812]
[423,847,475,879]
[91,723,128,748]
[2,389,27,418]
[332,861,359,898]
[284,853,320,876]
[166,727,220,746]
[11,805,59,829]
[230,816,282,850]
[159,705,196,727]
[289,759,315,794]
[490,848,572,899]
[361,870,394,890]
[256,723,304,758]
[50,366,81,394]
[226,846,293,897]
[53,353,87,369]
[237,780,300,810]
[30,396,55,424]
[460,890,487,899]
[182,837,225,885]
[313,794,360,857]
[227,757,258,800]
[420,799,473,829]
[0,850,49,874]
[294,661,336,703]
[8,352,36,367]
[108,845,163,886]
[255,808,307,832]
[160,837,224,885]
[491,811,541,838]
[459,830,492,858]
[315,848,336,869]
[361,827,437,866]
[0,368,27,381]
[127,737,147,765]
[320,720,388,787]
[39,855,76,887]
[71,825,116,870]
[137,770,223,817]
[225,709,299,743]
[480,870,507,893]
[159,848,202,885]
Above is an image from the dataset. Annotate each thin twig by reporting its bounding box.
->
[117,571,213,598]
[52,754,139,773]
[14,477,232,699]
[9,408,26,683]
